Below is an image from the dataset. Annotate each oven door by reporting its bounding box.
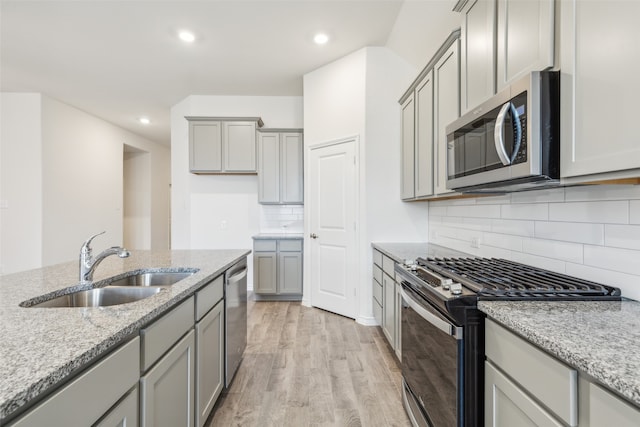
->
[401,282,463,427]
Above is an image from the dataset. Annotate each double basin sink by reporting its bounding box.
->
[23,271,197,308]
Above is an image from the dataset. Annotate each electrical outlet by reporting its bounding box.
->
[471,237,480,248]
[430,230,438,241]
[220,220,228,230]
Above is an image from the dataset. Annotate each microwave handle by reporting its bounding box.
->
[494,101,522,166]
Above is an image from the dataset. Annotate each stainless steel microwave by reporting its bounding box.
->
[446,71,560,193]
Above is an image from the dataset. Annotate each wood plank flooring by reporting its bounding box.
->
[206,299,411,427]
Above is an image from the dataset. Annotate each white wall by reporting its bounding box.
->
[0,93,43,273]
[303,47,428,325]
[429,186,640,301]
[170,95,304,288]
[0,93,170,273]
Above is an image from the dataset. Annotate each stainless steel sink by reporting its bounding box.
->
[29,286,163,308]
[106,271,195,287]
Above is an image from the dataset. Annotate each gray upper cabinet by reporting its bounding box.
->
[460,0,496,114]
[496,0,554,91]
[433,39,460,196]
[258,130,304,204]
[415,71,434,198]
[401,94,416,200]
[187,117,264,174]
[560,0,640,182]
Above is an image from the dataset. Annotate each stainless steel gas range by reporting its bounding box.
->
[395,256,622,427]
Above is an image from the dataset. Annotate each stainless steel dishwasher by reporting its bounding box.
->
[224,258,247,388]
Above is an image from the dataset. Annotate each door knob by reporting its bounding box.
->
[310,233,318,239]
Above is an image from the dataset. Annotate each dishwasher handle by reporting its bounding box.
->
[227,267,247,285]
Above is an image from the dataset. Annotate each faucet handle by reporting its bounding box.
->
[81,231,106,253]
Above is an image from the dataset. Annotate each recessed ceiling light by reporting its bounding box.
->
[314,33,329,45]
[178,30,196,43]
[139,117,151,125]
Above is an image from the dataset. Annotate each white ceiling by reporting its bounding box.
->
[1,0,459,146]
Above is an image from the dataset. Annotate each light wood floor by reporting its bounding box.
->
[206,299,411,427]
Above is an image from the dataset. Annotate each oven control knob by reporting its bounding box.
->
[450,283,462,295]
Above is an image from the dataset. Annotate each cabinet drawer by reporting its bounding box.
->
[382,255,395,277]
[588,381,640,426]
[10,338,139,427]
[485,319,578,426]
[373,298,383,325]
[373,278,383,306]
[141,296,194,372]
[195,275,223,321]
[279,239,302,252]
[373,264,382,284]
[373,250,383,267]
[254,240,277,251]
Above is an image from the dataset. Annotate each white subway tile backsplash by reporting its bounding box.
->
[564,185,640,202]
[605,224,640,250]
[501,203,548,221]
[476,244,512,259]
[482,232,523,252]
[461,217,493,232]
[630,200,640,224]
[447,204,501,219]
[584,245,640,276]
[511,188,565,204]
[522,238,583,264]
[429,205,447,216]
[475,194,512,205]
[510,252,566,274]
[534,221,604,245]
[491,219,535,237]
[549,200,629,224]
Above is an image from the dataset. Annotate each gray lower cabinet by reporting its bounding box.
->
[95,386,139,427]
[372,249,400,358]
[195,300,224,427]
[9,337,140,426]
[253,239,303,299]
[140,330,195,427]
[186,117,263,174]
[258,129,304,204]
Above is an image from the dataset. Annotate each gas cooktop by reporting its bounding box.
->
[415,257,622,301]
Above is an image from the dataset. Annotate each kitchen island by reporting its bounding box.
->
[0,249,249,425]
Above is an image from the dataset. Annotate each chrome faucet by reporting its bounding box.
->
[79,231,130,284]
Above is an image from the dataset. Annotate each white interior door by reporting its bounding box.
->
[308,138,357,319]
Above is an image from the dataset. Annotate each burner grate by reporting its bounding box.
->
[416,257,621,299]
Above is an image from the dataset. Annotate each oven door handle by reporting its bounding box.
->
[400,287,463,340]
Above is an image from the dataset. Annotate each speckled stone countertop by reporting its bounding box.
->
[479,300,640,407]
[371,242,470,263]
[252,233,303,240]
[0,249,249,423]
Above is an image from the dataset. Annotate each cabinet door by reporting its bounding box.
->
[281,132,303,204]
[190,121,222,172]
[382,273,395,347]
[401,94,416,200]
[560,0,640,180]
[223,121,257,172]
[195,301,224,427]
[279,252,302,294]
[433,40,460,196]
[587,381,640,427]
[485,362,563,427]
[258,132,280,203]
[496,0,554,91]
[461,0,496,113]
[140,330,195,427]
[253,252,277,294]
[415,71,434,198]
[95,386,139,427]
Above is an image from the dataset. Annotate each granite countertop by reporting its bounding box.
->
[252,233,304,240]
[0,249,249,422]
[479,300,640,407]
[371,242,470,263]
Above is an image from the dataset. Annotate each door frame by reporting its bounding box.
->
[302,135,361,319]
